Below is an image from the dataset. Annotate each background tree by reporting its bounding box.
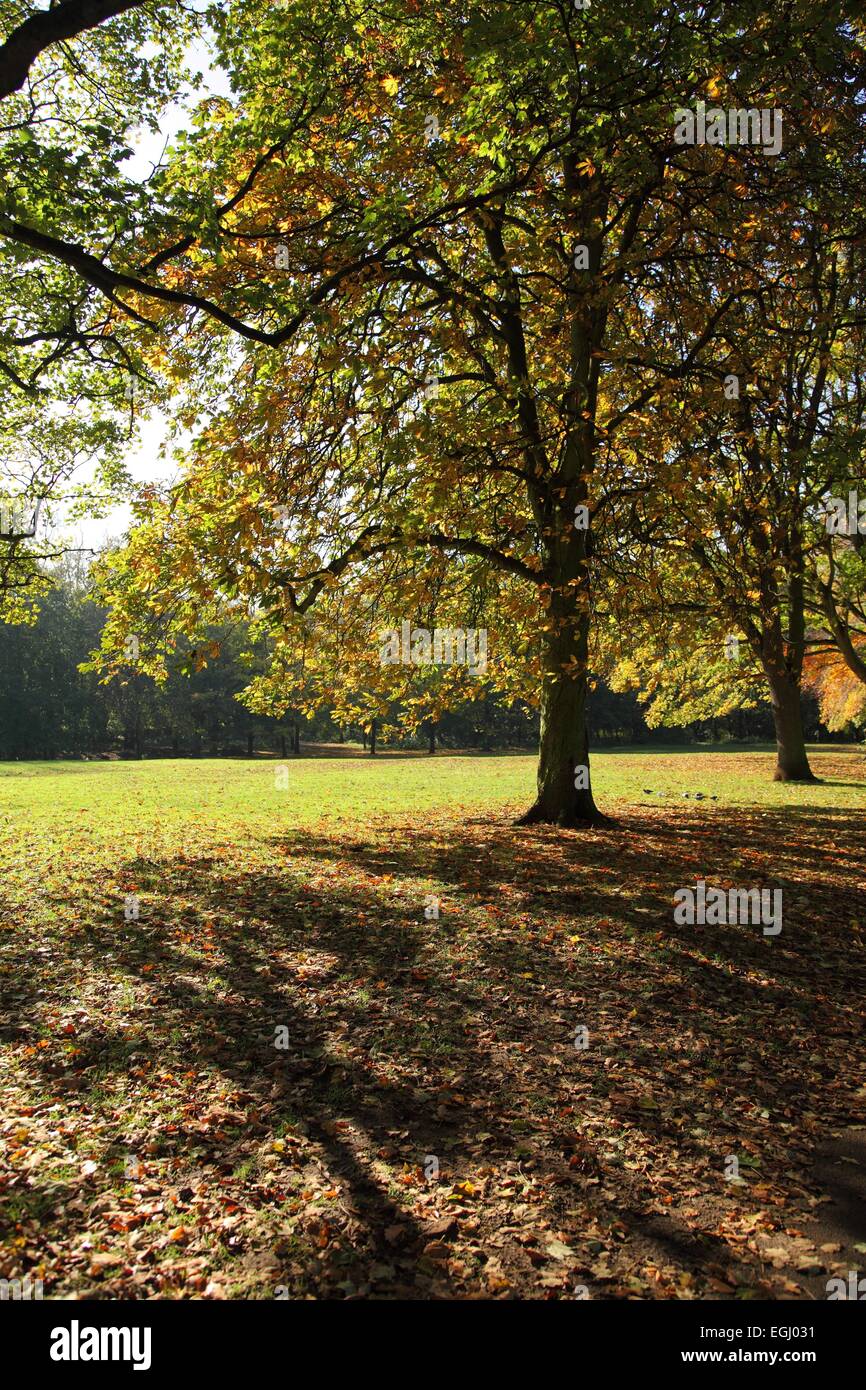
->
[601,120,866,781]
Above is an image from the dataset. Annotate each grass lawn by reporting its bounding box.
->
[1,746,864,1299]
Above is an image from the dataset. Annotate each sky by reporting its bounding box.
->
[71,33,233,555]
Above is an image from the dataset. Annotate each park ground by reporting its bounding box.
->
[0,746,864,1299]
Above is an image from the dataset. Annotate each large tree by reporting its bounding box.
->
[5,1,865,820]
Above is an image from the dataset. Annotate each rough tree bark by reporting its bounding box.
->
[760,596,816,782]
[518,586,605,825]
[483,159,611,827]
[516,157,610,826]
[764,664,815,781]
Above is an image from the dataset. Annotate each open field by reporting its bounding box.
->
[1,748,865,1299]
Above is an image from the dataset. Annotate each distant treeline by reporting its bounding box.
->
[0,574,838,760]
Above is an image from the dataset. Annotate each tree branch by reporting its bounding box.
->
[0,0,150,102]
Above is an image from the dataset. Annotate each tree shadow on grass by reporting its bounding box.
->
[2,804,865,1299]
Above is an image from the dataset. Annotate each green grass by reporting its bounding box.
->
[1,746,864,1300]
[0,743,863,852]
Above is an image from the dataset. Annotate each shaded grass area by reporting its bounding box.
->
[0,749,864,1299]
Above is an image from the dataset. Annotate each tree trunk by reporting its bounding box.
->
[759,573,816,781]
[293,719,300,755]
[369,719,377,756]
[428,721,436,755]
[513,157,610,828]
[247,729,254,757]
[280,733,287,758]
[820,585,866,686]
[518,603,607,825]
[764,664,815,781]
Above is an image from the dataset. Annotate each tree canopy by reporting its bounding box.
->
[1,0,865,818]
